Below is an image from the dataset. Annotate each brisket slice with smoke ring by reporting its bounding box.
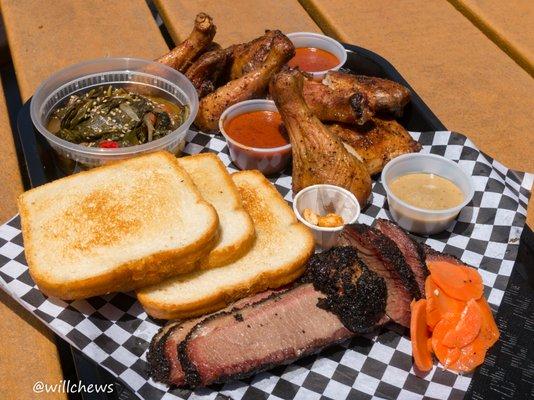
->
[338,224,420,327]
[148,290,277,386]
[375,219,428,297]
[149,247,387,387]
[179,283,352,386]
[148,320,183,383]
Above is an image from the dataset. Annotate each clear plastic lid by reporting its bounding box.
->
[30,57,198,160]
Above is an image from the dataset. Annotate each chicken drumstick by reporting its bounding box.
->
[270,69,372,206]
[195,32,294,132]
[156,13,216,72]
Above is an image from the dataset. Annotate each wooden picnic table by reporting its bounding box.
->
[0,1,532,398]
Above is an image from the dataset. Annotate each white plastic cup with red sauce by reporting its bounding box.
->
[286,32,347,80]
[219,99,291,176]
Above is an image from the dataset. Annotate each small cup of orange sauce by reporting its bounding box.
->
[286,32,347,79]
[219,99,291,175]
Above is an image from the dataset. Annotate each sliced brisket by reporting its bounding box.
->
[147,320,182,383]
[149,290,276,385]
[375,219,428,297]
[338,223,419,327]
[179,283,352,386]
[150,247,387,387]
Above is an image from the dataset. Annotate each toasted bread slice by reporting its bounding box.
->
[178,153,255,269]
[18,151,219,300]
[137,170,315,319]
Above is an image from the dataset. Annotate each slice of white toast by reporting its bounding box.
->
[137,170,315,319]
[178,153,255,269]
[18,151,219,300]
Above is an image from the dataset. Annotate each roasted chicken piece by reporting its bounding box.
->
[185,46,232,97]
[156,13,216,72]
[195,33,294,132]
[185,30,285,98]
[270,69,372,206]
[302,71,411,125]
[229,30,282,80]
[302,78,364,124]
[326,71,411,120]
[328,119,421,175]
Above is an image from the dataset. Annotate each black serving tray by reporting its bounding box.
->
[14,44,533,400]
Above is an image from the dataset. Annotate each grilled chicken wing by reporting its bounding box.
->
[302,71,410,125]
[195,33,294,132]
[326,71,410,120]
[270,69,372,206]
[328,119,421,175]
[185,46,232,97]
[302,78,365,124]
[156,13,216,72]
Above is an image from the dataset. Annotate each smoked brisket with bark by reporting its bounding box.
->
[375,219,428,297]
[148,290,276,385]
[179,284,352,386]
[338,224,420,327]
[302,246,387,333]
[149,222,430,388]
[149,247,387,387]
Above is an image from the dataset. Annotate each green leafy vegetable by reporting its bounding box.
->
[47,85,188,148]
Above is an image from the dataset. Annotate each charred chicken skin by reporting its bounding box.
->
[229,30,282,80]
[184,30,286,98]
[326,71,411,121]
[195,33,294,132]
[328,118,421,175]
[185,46,232,97]
[302,71,411,125]
[156,13,216,73]
[302,78,366,125]
[270,69,372,206]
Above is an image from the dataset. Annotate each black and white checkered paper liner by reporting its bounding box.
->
[0,131,532,400]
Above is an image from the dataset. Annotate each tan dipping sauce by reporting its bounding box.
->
[389,173,464,210]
